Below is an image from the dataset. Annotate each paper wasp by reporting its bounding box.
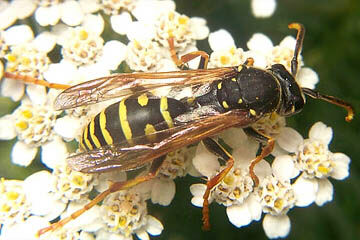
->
[3,23,354,236]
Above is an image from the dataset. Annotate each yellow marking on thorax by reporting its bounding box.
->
[249,109,256,116]
[137,94,149,107]
[100,110,113,145]
[89,119,101,148]
[144,124,157,142]
[119,100,134,145]
[222,101,229,109]
[237,65,243,72]
[83,125,93,150]
[160,97,174,128]
[238,98,243,104]
[217,82,222,89]
[231,77,237,82]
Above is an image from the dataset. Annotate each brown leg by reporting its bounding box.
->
[201,138,234,230]
[3,72,70,90]
[37,156,166,237]
[167,38,209,70]
[243,127,275,186]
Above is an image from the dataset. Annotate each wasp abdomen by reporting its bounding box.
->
[80,95,188,150]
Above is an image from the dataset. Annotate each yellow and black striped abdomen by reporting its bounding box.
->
[80,95,188,150]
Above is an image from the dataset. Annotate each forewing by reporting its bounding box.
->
[54,68,236,110]
[68,109,253,173]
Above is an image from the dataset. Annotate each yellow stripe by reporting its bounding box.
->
[89,119,101,148]
[144,123,156,142]
[137,94,149,107]
[79,131,86,150]
[100,110,113,145]
[160,97,173,128]
[222,101,229,109]
[83,125,93,150]
[119,100,133,144]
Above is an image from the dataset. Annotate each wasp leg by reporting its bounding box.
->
[201,137,234,231]
[37,156,166,237]
[244,57,254,67]
[243,127,275,186]
[167,38,209,70]
[3,72,70,90]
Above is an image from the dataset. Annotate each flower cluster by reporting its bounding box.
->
[0,1,350,240]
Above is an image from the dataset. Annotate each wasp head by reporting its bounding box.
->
[270,64,305,117]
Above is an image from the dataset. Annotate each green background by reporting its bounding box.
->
[0,0,359,239]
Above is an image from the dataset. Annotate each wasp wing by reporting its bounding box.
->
[54,68,236,110]
[67,109,253,173]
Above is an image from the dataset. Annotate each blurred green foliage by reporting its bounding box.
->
[0,0,359,239]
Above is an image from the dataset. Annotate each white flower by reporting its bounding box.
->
[0,0,36,30]
[98,190,164,239]
[251,0,277,18]
[34,0,99,27]
[0,92,68,166]
[0,216,49,240]
[280,122,350,207]
[1,25,56,101]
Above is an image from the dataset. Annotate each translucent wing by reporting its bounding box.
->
[54,68,237,110]
[67,109,254,173]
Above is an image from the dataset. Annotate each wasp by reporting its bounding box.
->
[4,23,353,236]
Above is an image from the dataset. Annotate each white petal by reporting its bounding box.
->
[262,214,291,239]
[226,204,252,228]
[60,0,84,26]
[151,179,175,206]
[277,127,303,153]
[146,215,164,236]
[218,127,248,149]
[11,141,38,166]
[190,17,209,40]
[35,6,61,26]
[132,0,175,22]
[110,12,133,35]
[192,142,220,177]
[0,114,16,140]
[11,0,36,19]
[99,40,127,70]
[272,155,296,181]
[79,0,100,13]
[208,29,235,51]
[136,230,150,240]
[331,153,351,180]
[247,33,273,54]
[4,24,34,45]
[293,175,318,207]
[254,160,272,180]
[126,21,156,41]
[297,67,319,89]
[44,62,78,85]
[63,202,101,230]
[1,216,49,240]
[26,85,47,105]
[82,14,104,36]
[279,36,296,50]
[1,78,25,101]
[53,116,83,140]
[33,31,57,53]
[246,194,262,221]
[309,122,333,144]
[251,0,277,18]
[315,178,333,206]
[0,4,17,30]
[41,137,68,169]
[190,183,206,207]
